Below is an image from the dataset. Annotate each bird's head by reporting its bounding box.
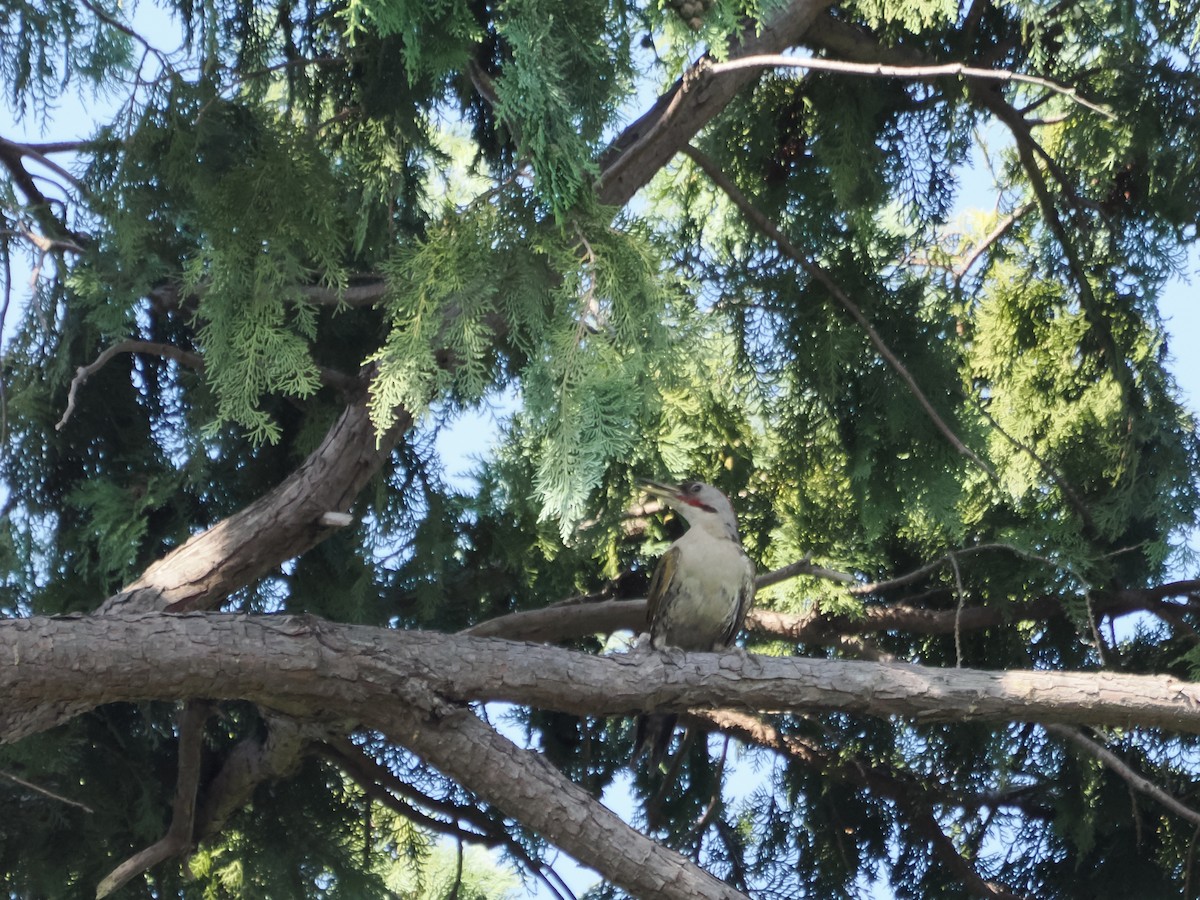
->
[639,479,741,541]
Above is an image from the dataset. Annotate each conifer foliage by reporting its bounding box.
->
[3,0,1200,897]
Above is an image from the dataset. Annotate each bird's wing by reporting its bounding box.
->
[646,545,681,637]
[723,555,757,647]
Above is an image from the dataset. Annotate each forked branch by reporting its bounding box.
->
[707,54,1114,118]
[96,701,211,898]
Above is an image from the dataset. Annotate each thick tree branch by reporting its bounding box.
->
[595,0,834,207]
[379,701,747,899]
[461,581,1169,647]
[97,394,410,617]
[6,614,1200,745]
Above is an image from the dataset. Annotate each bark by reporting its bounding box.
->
[595,0,835,207]
[100,399,412,615]
[381,700,747,899]
[5,613,1200,745]
[462,592,1145,644]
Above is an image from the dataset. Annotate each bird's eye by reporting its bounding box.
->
[688,483,701,494]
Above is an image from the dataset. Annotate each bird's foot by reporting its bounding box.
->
[661,645,687,668]
[627,633,654,657]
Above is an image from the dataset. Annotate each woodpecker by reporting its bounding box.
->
[633,479,756,765]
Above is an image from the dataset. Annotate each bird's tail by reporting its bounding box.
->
[632,713,678,767]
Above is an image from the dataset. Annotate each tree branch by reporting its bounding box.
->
[56,340,204,431]
[320,737,575,900]
[1045,724,1200,827]
[0,768,94,813]
[461,554,856,641]
[195,714,324,842]
[682,142,998,481]
[706,54,1113,118]
[96,393,410,617]
[377,703,748,899]
[695,709,1035,899]
[7,614,1200,745]
[96,701,211,897]
[595,0,834,207]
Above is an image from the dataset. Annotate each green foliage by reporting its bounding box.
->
[0,0,131,120]
[6,0,1200,897]
[492,0,630,218]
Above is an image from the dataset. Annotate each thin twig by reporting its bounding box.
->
[0,768,94,813]
[683,143,998,482]
[1186,822,1200,900]
[57,340,203,431]
[954,203,1035,285]
[949,551,966,668]
[1046,724,1200,827]
[1085,592,1110,666]
[969,397,1097,536]
[706,54,1115,119]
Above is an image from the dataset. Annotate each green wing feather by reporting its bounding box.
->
[646,545,681,636]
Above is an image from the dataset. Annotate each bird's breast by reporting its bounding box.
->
[652,533,752,651]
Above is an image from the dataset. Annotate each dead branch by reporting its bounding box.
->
[56,339,204,431]
[0,768,94,813]
[707,54,1113,119]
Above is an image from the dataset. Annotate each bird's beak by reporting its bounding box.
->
[637,479,681,502]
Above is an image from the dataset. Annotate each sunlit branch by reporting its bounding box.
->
[707,54,1114,119]
[954,202,1035,284]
